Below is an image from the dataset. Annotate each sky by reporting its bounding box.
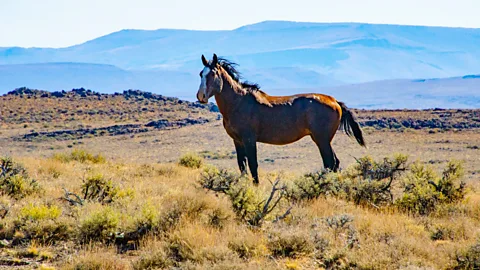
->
[1,0,479,48]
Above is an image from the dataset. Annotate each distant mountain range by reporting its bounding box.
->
[1,21,479,108]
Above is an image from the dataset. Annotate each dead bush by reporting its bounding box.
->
[324,214,359,249]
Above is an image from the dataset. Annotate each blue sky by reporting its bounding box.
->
[1,0,479,48]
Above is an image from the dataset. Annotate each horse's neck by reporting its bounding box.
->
[214,75,244,118]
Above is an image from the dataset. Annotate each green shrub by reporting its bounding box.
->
[178,153,203,169]
[350,154,408,181]
[14,218,73,244]
[82,174,118,204]
[0,157,40,199]
[53,149,106,164]
[12,205,72,244]
[395,161,466,215]
[199,167,242,192]
[288,154,408,208]
[20,204,61,221]
[79,206,119,243]
[286,170,342,202]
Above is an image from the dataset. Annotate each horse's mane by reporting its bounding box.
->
[217,58,261,90]
[217,58,272,106]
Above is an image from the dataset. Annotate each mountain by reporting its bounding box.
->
[2,21,480,81]
[271,75,480,109]
[1,21,479,108]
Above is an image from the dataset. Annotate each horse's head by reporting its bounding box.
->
[197,54,223,104]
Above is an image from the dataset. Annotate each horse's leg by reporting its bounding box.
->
[243,138,259,185]
[311,135,336,171]
[234,140,247,175]
[333,151,340,172]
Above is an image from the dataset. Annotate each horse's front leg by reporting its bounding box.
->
[234,140,247,175]
[243,137,259,185]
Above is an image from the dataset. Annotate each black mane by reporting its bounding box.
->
[217,58,261,91]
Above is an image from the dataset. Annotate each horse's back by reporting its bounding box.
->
[263,92,341,113]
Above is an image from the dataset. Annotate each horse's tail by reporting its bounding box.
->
[338,101,366,147]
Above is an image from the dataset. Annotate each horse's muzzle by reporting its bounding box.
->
[197,89,209,104]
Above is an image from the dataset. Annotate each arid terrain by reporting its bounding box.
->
[0,89,479,269]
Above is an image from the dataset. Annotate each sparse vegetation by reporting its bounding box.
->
[0,150,477,269]
[0,91,479,269]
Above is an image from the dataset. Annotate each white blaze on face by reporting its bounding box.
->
[199,66,211,96]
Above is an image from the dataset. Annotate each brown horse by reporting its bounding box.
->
[197,54,365,184]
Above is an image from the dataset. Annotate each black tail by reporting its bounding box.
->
[338,102,366,147]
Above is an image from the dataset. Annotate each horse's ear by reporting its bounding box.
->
[201,55,208,66]
[212,53,218,67]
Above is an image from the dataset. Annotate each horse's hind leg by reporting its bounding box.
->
[311,135,336,171]
[333,151,340,172]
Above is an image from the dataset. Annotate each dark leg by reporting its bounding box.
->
[311,135,336,171]
[243,138,259,185]
[234,140,247,174]
[333,151,340,172]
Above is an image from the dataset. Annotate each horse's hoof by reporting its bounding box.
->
[253,180,259,186]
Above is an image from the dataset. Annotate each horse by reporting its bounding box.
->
[196,54,366,184]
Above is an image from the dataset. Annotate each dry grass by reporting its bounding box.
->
[0,149,478,269]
